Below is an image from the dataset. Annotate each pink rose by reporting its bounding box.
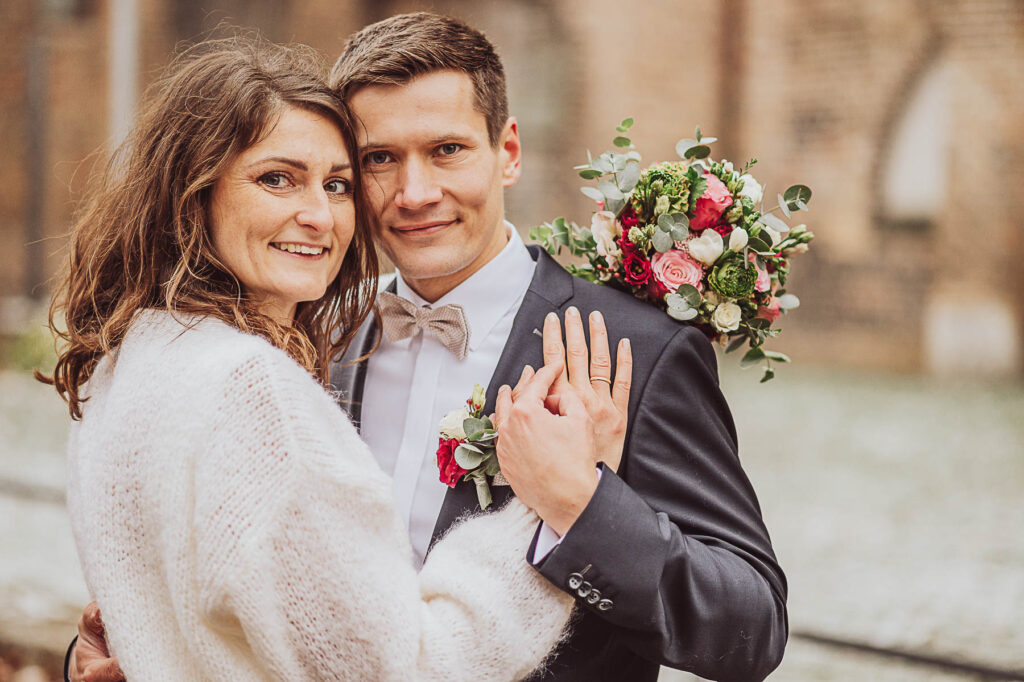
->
[749,253,771,292]
[651,249,704,293]
[689,173,733,232]
[757,297,782,323]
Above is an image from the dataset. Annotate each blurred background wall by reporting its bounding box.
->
[1,1,1023,681]
[2,0,1023,376]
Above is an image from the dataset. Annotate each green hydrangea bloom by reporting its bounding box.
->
[709,253,758,298]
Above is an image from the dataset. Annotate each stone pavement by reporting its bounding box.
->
[1,364,1022,679]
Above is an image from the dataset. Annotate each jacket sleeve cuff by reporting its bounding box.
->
[529,463,669,626]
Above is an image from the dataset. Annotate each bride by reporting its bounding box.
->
[42,37,628,681]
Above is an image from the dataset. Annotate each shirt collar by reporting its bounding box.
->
[395,223,536,352]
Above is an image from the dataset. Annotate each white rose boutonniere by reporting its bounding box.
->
[439,406,472,440]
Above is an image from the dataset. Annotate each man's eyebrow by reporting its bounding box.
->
[250,156,351,173]
[359,134,476,151]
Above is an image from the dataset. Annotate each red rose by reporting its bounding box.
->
[623,250,653,286]
[436,437,468,488]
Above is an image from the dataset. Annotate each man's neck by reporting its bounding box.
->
[402,226,511,303]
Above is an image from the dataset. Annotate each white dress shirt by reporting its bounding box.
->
[361,225,537,567]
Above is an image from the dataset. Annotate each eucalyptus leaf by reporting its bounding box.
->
[581,186,605,203]
[747,236,771,253]
[676,283,703,307]
[675,139,697,158]
[578,169,603,180]
[695,125,703,140]
[700,136,718,144]
[725,335,748,354]
[657,214,676,232]
[670,226,689,241]
[454,445,486,469]
[483,456,501,476]
[777,193,791,219]
[652,230,674,252]
[613,136,631,148]
[740,347,766,369]
[684,145,711,160]
[747,318,770,330]
[760,367,776,383]
[626,150,643,162]
[620,117,635,129]
[605,196,625,215]
[783,184,812,209]
[665,293,689,310]
[757,212,791,234]
[618,161,641,193]
[667,306,699,321]
[764,350,791,363]
[598,180,624,201]
[592,156,614,173]
[777,293,800,310]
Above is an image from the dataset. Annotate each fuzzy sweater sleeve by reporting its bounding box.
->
[192,349,574,681]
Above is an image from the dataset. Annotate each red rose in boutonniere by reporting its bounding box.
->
[435,383,506,509]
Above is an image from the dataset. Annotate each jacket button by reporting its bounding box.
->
[597,599,614,611]
[576,581,592,598]
[567,573,584,590]
[586,589,602,605]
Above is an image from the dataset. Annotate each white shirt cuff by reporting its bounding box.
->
[529,467,603,564]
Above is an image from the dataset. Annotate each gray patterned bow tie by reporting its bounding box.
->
[377,291,471,360]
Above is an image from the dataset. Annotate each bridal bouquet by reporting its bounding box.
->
[530,119,814,382]
[436,384,504,509]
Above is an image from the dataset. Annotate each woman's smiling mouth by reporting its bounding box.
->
[270,242,329,257]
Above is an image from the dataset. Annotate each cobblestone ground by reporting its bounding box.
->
[1,365,1022,679]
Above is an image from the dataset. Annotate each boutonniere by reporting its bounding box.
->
[436,384,508,509]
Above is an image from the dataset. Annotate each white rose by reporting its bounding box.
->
[590,211,621,262]
[439,406,471,440]
[686,230,724,266]
[728,227,748,251]
[711,302,742,333]
[738,174,763,205]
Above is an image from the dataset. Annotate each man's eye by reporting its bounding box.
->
[325,178,351,195]
[439,143,462,156]
[259,172,289,188]
[365,151,392,165]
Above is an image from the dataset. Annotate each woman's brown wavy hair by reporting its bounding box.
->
[39,35,379,419]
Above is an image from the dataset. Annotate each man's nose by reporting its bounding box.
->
[395,159,443,209]
[295,187,334,233]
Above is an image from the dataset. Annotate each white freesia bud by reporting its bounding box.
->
[686,230,724,266]
[738,174,763,205]
[777,294,801,310]
[723,161,734,174]
[654,195,671,216]
[439,406,471,440]
[728,228,748,251]
[590,210,621,262]
[711,302,742,333]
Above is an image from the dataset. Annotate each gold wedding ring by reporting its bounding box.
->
[589,376,612,386]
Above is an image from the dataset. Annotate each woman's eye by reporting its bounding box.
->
[259,172,290,188]
[325,178,351,195]
[439,143,461,156]
[365,151,392,165]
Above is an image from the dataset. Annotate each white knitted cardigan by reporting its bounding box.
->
[66,310,573,681]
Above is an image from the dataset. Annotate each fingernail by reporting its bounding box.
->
[567,306,579,318]
[622,338,630,350]
[546,312,557,323]
[524,364,534,373]
[591,310,603,323]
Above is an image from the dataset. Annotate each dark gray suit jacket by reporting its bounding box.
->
[331,246,788,682]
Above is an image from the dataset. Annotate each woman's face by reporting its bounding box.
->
[209,106,355,323]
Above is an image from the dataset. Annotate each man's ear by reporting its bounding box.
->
[499,117,522,188]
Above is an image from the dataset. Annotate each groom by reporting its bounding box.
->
[328,12,786,682]
[67,12,786,682]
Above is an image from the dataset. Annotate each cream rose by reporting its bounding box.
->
[590,211,621,262]
[711,301,742,333]
[439,406,471,440]
[686,230,724,266]
[738,174,763,205]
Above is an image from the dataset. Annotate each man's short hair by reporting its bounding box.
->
[329,12,509,146]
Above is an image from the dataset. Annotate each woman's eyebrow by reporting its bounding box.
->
[250,156,351,173]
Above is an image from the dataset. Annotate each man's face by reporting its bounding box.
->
[348,70,521,301]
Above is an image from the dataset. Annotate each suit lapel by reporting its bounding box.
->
[429,247,575,544]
